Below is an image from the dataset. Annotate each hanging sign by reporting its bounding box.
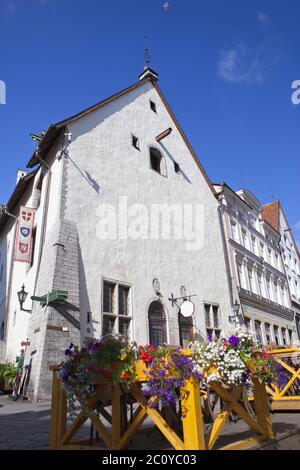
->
[14,206,36,263]
[180,301,195,318]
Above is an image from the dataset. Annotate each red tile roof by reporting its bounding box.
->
[261,201,280,231]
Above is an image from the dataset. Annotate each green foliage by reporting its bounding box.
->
[0,363,17,387]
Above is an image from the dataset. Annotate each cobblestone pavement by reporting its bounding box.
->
[1,393,300,450]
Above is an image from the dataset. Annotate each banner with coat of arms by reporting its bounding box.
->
[14,206,36,263]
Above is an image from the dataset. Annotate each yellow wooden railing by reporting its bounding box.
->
[49,361,274,451]
[267,348,300,411]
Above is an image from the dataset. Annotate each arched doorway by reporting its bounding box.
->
[148,301,167,347]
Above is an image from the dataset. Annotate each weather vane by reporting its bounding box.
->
[163,1,170,12]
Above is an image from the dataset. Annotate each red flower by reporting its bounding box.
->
[87,365,94,374]
[121,372,129,380]
[140,352,153,364]
[263,353,269,360]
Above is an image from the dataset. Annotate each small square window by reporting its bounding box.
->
[150,100,157,113]
[132,135,140,150]
[174,162,180,174]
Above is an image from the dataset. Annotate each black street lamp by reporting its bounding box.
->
[233,300,240,316]
[229,300,240,326]
[17,285,32,313]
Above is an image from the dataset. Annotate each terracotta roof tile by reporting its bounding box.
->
[261,201,280,231]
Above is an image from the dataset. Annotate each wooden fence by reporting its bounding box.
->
[50,362,274,451]
[267,348,300,411]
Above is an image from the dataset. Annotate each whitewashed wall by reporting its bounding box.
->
[62,80,233,344]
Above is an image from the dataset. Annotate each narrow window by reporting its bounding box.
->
[174,162,180,174]
[265,323,271,344]
[103,282,115,313]
[119,318,130,339]
[102,317,115,336]
[274,326,279,346]
[132,135,140,150]
[87,312,91,324]
[205,303,221,339]
[150,148,162,174]
[255,320,263,345]
[244,318,251,333]
[150,100,157,113]
[119,285,129,316]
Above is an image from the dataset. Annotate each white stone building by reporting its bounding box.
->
[0,69,234,400]
[214,183,298,347]
[262,201,300,337]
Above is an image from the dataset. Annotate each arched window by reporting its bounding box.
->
[148,301,167,347]
[149,148,163,174]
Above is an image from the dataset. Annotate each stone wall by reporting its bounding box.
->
[26,218,81,401]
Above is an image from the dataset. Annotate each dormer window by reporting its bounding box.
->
[132,135,140,150]
[150,148,162,174]
[150,100,157,113]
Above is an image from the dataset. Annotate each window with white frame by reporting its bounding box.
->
[237,262,247,290]
[257,272,263,296]
[274,280,279,303]
[241,229,248,249]
[265,323,271,344]
[265,276,271,300]
[281,327,287,346]
[230,220,239,242]
[273,325,279,346]
[287,329,293,345]
[204,303,221,339]
[251,236,258,256]
[267,248,272,265]
[259,242,265,259]
[248,267,254,293]
[102,280,132,338]
[254,320,263,345]
[244,317,251,334]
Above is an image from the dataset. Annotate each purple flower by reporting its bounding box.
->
[228,336,240,347]
[65,348,73,357]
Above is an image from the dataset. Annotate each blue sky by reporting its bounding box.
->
[0,0,299,245]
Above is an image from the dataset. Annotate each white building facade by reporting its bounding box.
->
[262,201,300,338]
[214,184,298,347]
[0,69,235,400]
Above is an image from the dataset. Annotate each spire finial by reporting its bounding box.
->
[145,47,150,69]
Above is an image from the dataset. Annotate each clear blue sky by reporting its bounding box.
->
[0,0,299,245]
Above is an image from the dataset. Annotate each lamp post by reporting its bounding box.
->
[229,300,240,326]
[17,285,32,313]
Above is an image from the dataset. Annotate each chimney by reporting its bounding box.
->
[16,169,29,184]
